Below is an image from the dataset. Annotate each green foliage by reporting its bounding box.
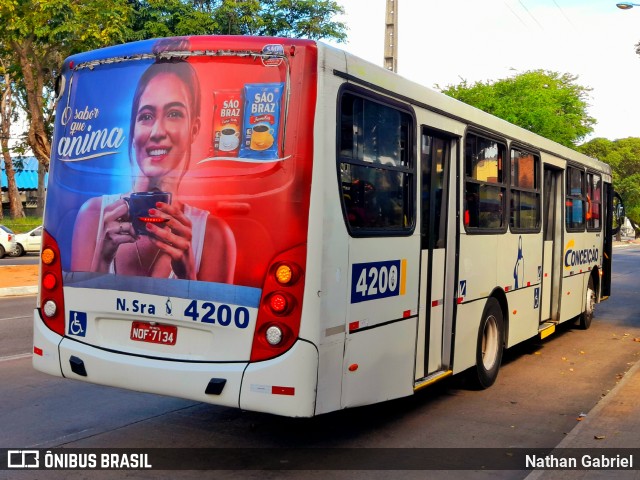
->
[1,0,346,168]
[579,137,640,228]
[438,70,595,148]
[126,0,346,41]
[0,0,134,57]
[2,216,42,233]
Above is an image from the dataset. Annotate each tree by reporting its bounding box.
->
[0,0,135,215]
[438,70,595,148]
[0,54,26,219]
[579,137,640,236]
[0,0,346,214]
[126,1,346,40]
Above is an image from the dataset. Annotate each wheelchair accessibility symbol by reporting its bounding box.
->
[68,311,87,337]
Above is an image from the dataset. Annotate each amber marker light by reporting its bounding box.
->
[41,247,56,265]
[275,264,293,285]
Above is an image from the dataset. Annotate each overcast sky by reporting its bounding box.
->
[329,0,640,142]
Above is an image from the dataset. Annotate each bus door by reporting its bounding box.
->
[416,129,456,380]
[541,165,563,322]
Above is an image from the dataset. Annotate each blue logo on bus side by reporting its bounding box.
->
[351,260,403,304]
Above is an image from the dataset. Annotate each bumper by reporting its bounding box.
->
[33,310,319,416]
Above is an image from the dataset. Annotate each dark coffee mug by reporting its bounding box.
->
[123,191,172,235]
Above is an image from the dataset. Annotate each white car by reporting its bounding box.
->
[12,225,43,256]
[0,225,17,258]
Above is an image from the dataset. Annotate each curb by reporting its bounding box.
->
[0,286,38,297]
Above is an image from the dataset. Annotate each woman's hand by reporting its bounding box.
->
[91,198,136,272]
[145,200,196,280]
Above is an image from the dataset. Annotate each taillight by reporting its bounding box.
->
[39,229,65,336]
[250,245,306,362]
[8,234,12,241]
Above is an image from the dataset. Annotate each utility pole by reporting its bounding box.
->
[384,0,398,72]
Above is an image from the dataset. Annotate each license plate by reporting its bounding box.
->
[130,321,177,346]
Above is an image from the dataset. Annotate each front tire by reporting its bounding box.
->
[471,297,504,389]
[0,245,5,258]
[579,277,595,330]
[9,243,24,257]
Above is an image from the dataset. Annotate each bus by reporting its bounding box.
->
[33,35,620,417]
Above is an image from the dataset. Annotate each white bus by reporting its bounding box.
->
[34,35,619,417]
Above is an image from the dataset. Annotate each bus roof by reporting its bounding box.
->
[317,40,610,176]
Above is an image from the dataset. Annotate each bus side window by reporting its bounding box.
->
[586,172,602,231]
[338,90,414,234]
[565,166,585,231]
[464,133,507,232]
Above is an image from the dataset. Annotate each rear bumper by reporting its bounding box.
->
[33,310,319,416]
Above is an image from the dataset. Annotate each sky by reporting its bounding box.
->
[328,0,640,142]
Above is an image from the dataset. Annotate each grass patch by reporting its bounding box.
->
[1,216,42,233]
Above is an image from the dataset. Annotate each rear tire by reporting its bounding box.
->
[579,277,595,330]
[471,297,504,389]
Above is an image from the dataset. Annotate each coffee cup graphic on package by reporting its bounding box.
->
[249,124,274,150]
[219,127,240,151]
[124,191,172,235]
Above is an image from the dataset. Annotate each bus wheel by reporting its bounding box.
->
[579,277,595,330]
[472,297,504,389]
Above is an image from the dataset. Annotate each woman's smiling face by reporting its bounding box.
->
[133,72,195,178]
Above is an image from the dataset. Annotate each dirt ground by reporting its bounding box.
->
[0,265,39,289]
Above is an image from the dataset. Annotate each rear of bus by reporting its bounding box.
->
[33,36,318,417]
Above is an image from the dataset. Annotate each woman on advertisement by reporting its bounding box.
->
[71,53,236,283]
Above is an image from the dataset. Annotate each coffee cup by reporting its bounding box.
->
[250,124,274,150]
[123,191,172,235]
[219,127,239,151]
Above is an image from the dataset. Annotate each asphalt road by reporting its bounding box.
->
[1,245,639,480]
[0,252,39,266]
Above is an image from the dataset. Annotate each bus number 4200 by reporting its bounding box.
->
[351,260,401,304]
[183,300,250,329]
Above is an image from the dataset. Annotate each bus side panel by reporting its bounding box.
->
[458,235,498,300]
[496,233,543,348]
[560,232,602,323]
[341,318,417,408]
[451,301,485,374]
[504,288,540,347]
[560,274,585,322]
[341,236,420,408]
[304,44,349,416]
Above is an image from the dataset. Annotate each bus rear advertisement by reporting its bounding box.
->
[34,35,619,417]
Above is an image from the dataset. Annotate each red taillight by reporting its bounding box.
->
[269,293,289,314]
[250,245,306,362]
[42,273,57,290]
[39,228,65,336]
[8,234,12,241]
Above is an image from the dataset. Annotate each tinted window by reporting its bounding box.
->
[510,148,540,231]
[339,92,414,234]
[464,133,506,231]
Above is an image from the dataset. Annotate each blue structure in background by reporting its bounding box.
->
[0,157,47,191]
